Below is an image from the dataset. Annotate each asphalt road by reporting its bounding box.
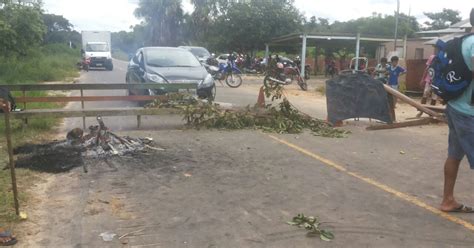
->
[19,61,474,247]
[63,59,265,132]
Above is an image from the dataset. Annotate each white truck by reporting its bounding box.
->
[81,31,113,71]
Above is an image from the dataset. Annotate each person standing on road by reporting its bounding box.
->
[440,8,474,213]
[417,54,438,117]
[387,56,406,90]
[387,56,406,107]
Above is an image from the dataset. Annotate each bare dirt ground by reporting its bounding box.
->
[12,65,474,247]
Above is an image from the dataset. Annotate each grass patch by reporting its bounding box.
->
[0,43,78,225]
[0,44,79,84]
[0,167,42,223]
[0,114,63,224]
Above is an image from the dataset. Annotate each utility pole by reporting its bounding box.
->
[394,0,400,52]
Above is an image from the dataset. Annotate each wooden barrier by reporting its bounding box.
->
[0,82,197,215]
[1,83,197,129]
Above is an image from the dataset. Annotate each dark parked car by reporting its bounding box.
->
[178,46,211,63]
[126,47,216,100]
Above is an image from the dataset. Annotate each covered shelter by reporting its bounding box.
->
[266,32,405,77]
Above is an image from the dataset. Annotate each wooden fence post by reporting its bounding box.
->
[1,99,20,215]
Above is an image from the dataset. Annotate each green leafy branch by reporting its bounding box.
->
[287,213,335,242]
[145,89,349,138]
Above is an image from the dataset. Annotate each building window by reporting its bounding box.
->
[415,48,424,60]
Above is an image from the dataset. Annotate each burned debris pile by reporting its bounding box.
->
[14,116,157,173]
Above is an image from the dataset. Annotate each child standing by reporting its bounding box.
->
[387,56,407,90]
[375,57,389,83]
[387,56,407,107]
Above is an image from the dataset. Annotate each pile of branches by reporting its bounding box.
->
[146,86,348,138]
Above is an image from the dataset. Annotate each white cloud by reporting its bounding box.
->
[42,0,471,32]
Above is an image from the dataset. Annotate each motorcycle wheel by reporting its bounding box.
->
[298,78,308,91]
[225,73,242,88]
[263,75,274,88]
[210,84,217,101]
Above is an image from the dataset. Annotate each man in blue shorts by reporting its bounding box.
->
[440,8,474,213]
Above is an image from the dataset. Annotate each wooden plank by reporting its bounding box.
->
[3,83,197,91]
[2,107,181,119]
[383,84,442,118]
[421,104,446,113]
[366,118,440,131]
[16,95,168,103]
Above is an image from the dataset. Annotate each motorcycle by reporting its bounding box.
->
[263,62,308,91]
[205,60,243,88]
[243,58,265,74]
[294,57,311,80]
[82,57,91,72]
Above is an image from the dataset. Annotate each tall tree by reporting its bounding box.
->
[207,0,303,53]
[423,8,461,30]
[330,12,419,38]
[42,13,79,45]
[134,0,185,46]
[0,1,45,56]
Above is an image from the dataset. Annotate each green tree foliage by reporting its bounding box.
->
[127,0,302,53]
[423,8,461,30]
[328,13,419,38]
[199,0,303,53]
[42,13,81,46]
[303,16,329,33]
[189,0,230,43]
[134,0,185,46]
[0,1,45,56]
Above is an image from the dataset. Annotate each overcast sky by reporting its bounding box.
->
[42,0,472,32]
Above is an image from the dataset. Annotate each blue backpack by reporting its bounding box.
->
[430,34,473,102]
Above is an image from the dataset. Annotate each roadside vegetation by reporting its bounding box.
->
[0,44,79,84]
[0,1,80,224]
[112,2,461,75]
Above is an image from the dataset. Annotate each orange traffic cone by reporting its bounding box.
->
[257,86,265,108]
[326,117,343,127]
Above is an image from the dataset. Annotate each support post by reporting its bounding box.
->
[355,33,361,70]
[137,115,141,129]
[301,34,307,78]
[1,100,20,215]
[81,89,85,130]
[264,44,269,60]
[403,34,408,59]
[394,0,400,51]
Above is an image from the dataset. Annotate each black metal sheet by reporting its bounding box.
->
[326,73,392,124]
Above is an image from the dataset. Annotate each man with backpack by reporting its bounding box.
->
[440,8,474,213]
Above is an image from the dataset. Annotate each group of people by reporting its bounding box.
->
[374,56,406,107]
[374,56,407,90]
